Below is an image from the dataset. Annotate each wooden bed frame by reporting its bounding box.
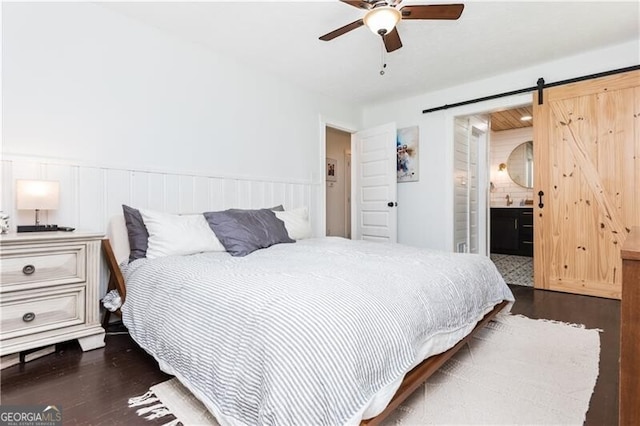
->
[363,299,508,425]
[101,239,126,329]
[100,239,508,425]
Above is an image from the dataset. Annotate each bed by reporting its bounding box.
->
[104,208,514,425]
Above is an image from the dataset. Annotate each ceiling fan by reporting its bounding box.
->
[319,1,464,53]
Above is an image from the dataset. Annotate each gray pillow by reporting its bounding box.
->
[122,205,149,262]
[270,205,284,212]
[203,209,294,257]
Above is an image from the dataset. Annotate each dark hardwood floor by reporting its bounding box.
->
[0,285,620,425]
[0,324,171,425]
[508,285,620,426]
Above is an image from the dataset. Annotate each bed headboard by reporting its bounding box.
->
[107,214,130,266]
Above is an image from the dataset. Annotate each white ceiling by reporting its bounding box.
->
[99,1,639,105]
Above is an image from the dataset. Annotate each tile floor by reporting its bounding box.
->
[490,253,533,287]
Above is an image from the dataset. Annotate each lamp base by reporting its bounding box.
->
[17,224,58,233]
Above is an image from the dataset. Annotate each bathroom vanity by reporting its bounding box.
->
[490,207,533,257]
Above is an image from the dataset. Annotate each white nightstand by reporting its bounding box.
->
[0,231,106,356]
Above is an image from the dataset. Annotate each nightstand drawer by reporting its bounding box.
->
[0,232,104,356]
[0,286,85,339]
[0,245,85,290]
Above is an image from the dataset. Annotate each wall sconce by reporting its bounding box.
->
[498,163,507,172]
[16,180,60,233]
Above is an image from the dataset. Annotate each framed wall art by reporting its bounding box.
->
[326,158,337,182]
[397,126,419,182]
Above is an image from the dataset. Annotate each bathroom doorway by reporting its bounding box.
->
[453,105,534,287]
[487,105,534,287]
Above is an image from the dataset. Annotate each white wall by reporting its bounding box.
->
[362,40,639,252]
[1,2,360,234]
[490,127,534,207]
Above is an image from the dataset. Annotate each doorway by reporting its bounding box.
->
[325,126,352,238]
[454,105,535,287]
[487,105,534,287]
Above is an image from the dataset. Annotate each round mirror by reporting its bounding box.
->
[507,141,533,188]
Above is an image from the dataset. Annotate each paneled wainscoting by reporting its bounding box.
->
[1,155,317,296]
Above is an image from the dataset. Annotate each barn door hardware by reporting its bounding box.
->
[538,191,545,209]
[537,78,545,105]
[421,64,640,114]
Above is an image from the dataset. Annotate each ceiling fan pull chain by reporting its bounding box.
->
[380,42,387,75]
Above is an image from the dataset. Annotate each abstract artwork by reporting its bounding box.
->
[397,126,419,182]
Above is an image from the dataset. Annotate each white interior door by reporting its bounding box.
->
[352,123,397,242]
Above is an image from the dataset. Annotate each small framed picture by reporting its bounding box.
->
[326,158,337,182]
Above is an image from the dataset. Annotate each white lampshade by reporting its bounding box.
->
[363,6,401,35]
[16,180,60,210]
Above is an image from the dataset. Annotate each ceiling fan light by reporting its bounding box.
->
[363,6,401,35]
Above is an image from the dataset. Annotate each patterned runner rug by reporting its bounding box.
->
[129,314,600,425]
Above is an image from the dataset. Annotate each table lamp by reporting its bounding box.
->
[16,180,60,233]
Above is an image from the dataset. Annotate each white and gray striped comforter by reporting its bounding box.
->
[121,237,514,425]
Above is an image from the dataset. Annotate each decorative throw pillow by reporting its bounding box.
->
[122,204,149,263]
[274,207,313,240]
[203,209,294,257]
[140,209,226,259]
[270,205,285,212]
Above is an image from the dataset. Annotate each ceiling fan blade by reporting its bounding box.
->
[319,19,365,41]
[339,0,372,10]
[383,28,403,52]
[400,4,464,20]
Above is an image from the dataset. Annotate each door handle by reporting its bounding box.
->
[538,191,544,209]
[387,202,397,207]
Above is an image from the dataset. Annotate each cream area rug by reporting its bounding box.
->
[129,314,600,425]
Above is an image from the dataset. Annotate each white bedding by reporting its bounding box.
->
[121,237,514,425]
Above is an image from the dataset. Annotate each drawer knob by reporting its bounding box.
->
[22,312,36,322]
[22,264,36,275]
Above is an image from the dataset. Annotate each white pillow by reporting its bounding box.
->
[140,209,225,258]
[274,207,313,240]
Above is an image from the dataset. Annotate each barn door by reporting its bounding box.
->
[533,70,640,299]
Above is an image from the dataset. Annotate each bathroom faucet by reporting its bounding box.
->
[506,194,513,206]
